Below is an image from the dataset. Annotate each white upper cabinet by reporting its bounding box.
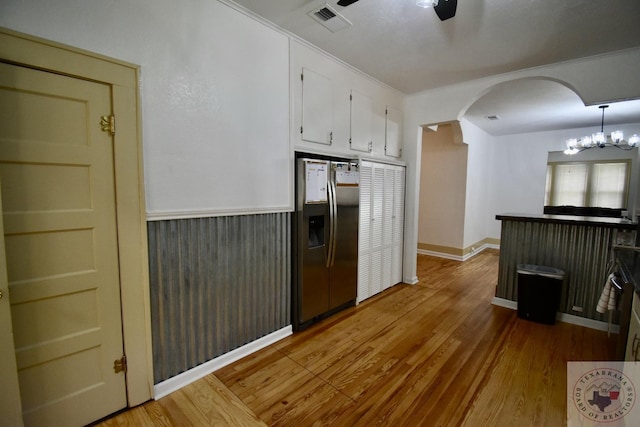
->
[301,67,333,145]
[292,41,403,159]
[349,90,373,153]
[385,106,403,158]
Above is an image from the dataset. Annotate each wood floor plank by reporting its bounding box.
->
[99,250,617,426]
[138,400,173,427]
[189,375,267,426]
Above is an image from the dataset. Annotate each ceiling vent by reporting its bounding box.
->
[309,4,352,33]
[486,115,500,121]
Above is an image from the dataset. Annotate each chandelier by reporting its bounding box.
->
[564,105,639,155]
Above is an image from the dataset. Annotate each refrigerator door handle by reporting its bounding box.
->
[330,179,338,267]
[327,178,336,268]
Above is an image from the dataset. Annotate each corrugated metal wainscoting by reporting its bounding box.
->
[147,213,291,383]
[496,219,615,322]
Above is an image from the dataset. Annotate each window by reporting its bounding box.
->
[545,160,631,209]
[552,163,588,206]
[591,162,628,208]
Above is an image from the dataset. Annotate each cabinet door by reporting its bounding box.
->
[350,90,373,153]
[626,304,640,361]
[301,68,333,145]
[385,106,402,158]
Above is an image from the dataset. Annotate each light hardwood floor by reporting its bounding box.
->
[98,250,615,426]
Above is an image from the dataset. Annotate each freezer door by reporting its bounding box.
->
[329,163,359,309]
[296,159,330,325]
[299,205,330,323]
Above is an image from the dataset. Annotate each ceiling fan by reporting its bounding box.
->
[337,0,458,21]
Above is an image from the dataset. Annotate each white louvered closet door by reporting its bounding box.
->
[382,167,395,290]
[391,167,405,285]
[357,161,406,303]
[370,164,385,296]
[357,162,372,303]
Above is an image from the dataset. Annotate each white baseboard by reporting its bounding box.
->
[491,297,620,333]
[463,243,500,260]
[403,275,419,285]
[153,325,293,400]
[417,243,499,262]
[491,297,517,310]
[417,249,464,261]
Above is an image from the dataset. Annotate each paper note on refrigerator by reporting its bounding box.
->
[305,161,328,203]
[336,170,359,186]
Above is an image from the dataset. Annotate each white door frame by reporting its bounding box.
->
[0,28,153,407]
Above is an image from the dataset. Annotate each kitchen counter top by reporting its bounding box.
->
[496,213,638,230]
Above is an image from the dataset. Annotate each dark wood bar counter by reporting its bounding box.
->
[496,213,637,229]
[495,213,637,325]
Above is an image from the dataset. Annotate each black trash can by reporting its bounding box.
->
[517,264,564,325]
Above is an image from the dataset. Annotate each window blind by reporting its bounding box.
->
[553,163,588,206]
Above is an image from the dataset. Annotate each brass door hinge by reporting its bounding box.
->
[113,356,127,374]
[101,115,116,136]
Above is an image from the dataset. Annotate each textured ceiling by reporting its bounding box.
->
[464,80,640,136]
[230,0,640,135]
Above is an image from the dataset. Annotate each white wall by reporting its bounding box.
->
[420,120,640,247]
[461,119,493,248]
[487,132,556,238]
[404,49,640,282]
[0,0,291,218]
[0,0,409,219]
[419,124,467,250]
[487,124,640,239]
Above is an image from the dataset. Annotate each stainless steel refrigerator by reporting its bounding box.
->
[293,154,359,330]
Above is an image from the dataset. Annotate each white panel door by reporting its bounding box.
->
[301,67,333,145]
[350,90,373,153]
[0,62,127,426]
[0,180,24,427]
[385,106,403,158]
